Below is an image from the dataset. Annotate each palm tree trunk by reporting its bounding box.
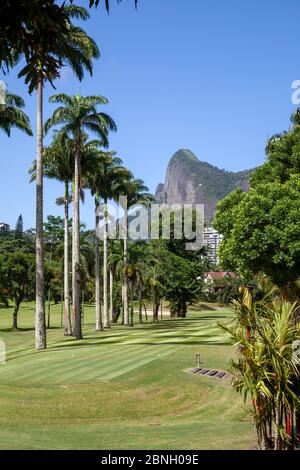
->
[82,289,85,325]
[130,282,134,327]
[138,284,143,324]
[143,302,148,321]
[72,143,82,339]
[109,269,113,323]
[47,243,53,329]
[123,209,129,326]
[121,284,125,324]
[103,199,109,328]
[64,181,72,335]
[35,73,46,350]
[95,198,103,331]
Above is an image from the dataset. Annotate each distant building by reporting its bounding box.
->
[0,222,10,232]
[203,271,237,285]
[203,227,223,265]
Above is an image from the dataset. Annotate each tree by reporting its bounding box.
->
[214,176,300,288]
[108,240,124,323]
[120,178,152,325]
[16,4,99,350]
[14,214,23,239]
[213,110,300,290]
[126,242,147,325]
[220,287,300,450]
[43,215,64,328]
[161,249,201,318]
[86,152,132,328]
[42,136,73,335]
[45,93,116,339]
[0,252,35,329]
[0,90,32,137]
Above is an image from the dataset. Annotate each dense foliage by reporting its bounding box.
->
[213,111,300,287]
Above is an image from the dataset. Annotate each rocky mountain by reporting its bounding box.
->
[155,149,253,223]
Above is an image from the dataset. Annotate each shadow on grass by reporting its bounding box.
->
[0,327,36,333]
[0,304,12,310]
[49,336,232,350]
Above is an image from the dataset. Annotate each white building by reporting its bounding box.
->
[203,227,223,265]
[0,222,10,232]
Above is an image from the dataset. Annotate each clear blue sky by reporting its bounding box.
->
[1,0,300,230]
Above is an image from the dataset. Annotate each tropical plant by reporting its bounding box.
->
[44,93,116,339]
[119,178,153,325]
[0,91,32,137]
[29,135,74,335]
[108,240,124,323]
[86,152,132,328]
[219,287,300,450]
[16,4,100,349]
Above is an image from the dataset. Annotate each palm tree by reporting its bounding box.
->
[108,241,124,323]
[45,94,116,339]
[0,90,32,137]
[18,4,100,350]
[29,134,74,335]
[120,179,153,325]
[86,152,132,328]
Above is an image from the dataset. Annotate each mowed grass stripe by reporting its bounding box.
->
[81,345,177,382]
[48,344,176,384]
[0,344,177,385]
[0,344,137,383]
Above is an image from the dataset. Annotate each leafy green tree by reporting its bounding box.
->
[214,110,300,289]
[0,252,35,329]
[163,251,201,317]
[214,176,300,287]
[0,230,35,254]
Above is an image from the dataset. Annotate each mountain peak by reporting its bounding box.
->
[155,149,254,223]
[170,149,199,164]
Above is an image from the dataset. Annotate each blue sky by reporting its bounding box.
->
[1,0,300,230]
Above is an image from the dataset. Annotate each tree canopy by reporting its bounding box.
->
[213,110,300,287]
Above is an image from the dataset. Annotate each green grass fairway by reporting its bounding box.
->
[0,302,255,449]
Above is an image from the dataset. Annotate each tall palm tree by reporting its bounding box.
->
[0,90,32,137]
[29,134,100,335]
[45,94,116,339]
[29,134,74,335]
[108,240,124,323]
[18,4,100,350]
[86,151,132,328]
[120,178,153,325]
